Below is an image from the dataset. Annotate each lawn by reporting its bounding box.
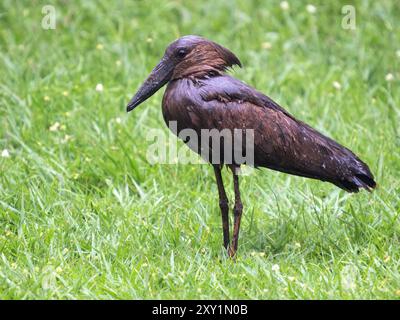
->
[0,0,399,299]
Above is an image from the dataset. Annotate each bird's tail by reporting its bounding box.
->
[295,122,377,193]
[279,123,377,193]
[332,158,376,193]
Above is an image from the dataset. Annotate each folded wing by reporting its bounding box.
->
[195,75,376,192]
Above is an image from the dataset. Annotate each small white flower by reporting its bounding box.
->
[272,264,280,272]
[44,95,50,101]
[49,122,61,132]
[306,4,317,14]
[396,50,400,58]
[280,1,290,10]
[95,83,104,92]
[62,134,73,143]
[116,60,122,66]
[1,149,10,158]
[385,73,394,82]
[62,91,69,96]
[295,242,301,248]
[115,117,122,124]
[262,42,272,49]
[332,81,342,90]
[96,43,104,50]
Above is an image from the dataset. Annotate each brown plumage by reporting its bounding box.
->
[127,35,376,257]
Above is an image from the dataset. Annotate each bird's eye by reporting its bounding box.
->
[176,48,188,58]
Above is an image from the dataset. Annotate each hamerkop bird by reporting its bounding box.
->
[127,35,376,257]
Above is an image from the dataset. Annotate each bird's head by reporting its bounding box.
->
[126,35,241,112]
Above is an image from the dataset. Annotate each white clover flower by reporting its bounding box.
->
[115,117,122,124]
[262,42,272,50]
[1,149,10,158]
[385,73,394,82]
[306,4,317,14]
[280,1,290,10]
[333,81,342,90]
[95,83,104,92]
[49,122,61,131]
[272,264,280,272]
[62,134,73,143]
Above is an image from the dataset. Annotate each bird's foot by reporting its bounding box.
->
[228,246,237,259]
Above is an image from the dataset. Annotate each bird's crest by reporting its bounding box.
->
[168,35,242,79]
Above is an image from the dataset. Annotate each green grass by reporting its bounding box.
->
[0,0,399,299]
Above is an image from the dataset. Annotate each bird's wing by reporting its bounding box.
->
[192,75,375,192]
[198,75,293,116]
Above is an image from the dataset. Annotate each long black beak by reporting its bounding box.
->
[126,57,174,112]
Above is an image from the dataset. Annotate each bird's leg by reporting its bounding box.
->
[228,166,243,258]
[213,165,230,249]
